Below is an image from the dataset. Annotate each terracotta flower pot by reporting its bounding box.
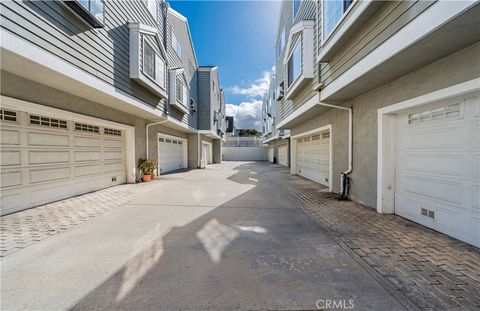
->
[142,174,152,182]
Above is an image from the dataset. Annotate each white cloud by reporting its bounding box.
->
[227,66,275,99]
[226,100,263,131]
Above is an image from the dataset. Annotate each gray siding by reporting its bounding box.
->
[0,0,167,109]
[166,9,198,128]
[274,0,317,125]
[197,70,211,130]
[319,1,436,88]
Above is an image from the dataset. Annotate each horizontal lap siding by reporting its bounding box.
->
[275,0,317,125]
[197,71,211,130]
[0,0,165,109]
[319,1,436,88]
[166,12,198,128]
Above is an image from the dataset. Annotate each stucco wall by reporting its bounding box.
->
[291,42,480,208]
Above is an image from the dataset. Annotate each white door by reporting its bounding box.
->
[268,146,274,162]
[395,94,479,246]
[0,109,126,215]
[278,143,288,166]
[158,134,187,174]
[296,131,330,187]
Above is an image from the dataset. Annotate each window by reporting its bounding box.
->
[408,103,462,124]
[176,79,188,105]
[30,115,68,128]
[287,38,302,87]
[323,0,353,39]
[277,28,285,56]
[143,41,155,79]
[104,128,122,136]
[75,122,99,133]
[293,0,301,17]
[65,0,105,28]
[0,109,17,122]
[172,31,183,59]
[145,0,157,22]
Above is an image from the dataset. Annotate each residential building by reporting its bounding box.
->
[274,0,480,246]
[0,0,225,215]
[262,73,290,166]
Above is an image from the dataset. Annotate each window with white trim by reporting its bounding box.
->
[287,38,302,87]
[172,31,183,59]
[0,109,17,122]
[143,40,155,79]
[176,78,188,106]
[323,0,353,39]
[75,122,99,133]
[30,115,68,129]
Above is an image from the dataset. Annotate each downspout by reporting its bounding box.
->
[315,91,353,199]
[146,119,169,160]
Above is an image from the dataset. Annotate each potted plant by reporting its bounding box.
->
[138,159,158,182]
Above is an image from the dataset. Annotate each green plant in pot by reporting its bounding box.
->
[138,159,159,182]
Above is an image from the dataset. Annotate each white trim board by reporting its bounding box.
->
[291,124,333,191]
[376,78,480,214]
[0,95,137,184]
[320,0,478,101]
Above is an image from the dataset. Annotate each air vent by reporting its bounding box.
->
[421,208,435,219]
[30,115,67,128]
[276,82,285,100]
[0,109,17,122]
[112,176,117,182]
[75,122,99,133]
[104,128,121,136]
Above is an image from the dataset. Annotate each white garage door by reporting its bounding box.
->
[158,134,187,174]
[268,146,274,162]
[278,143,288,167]
[296,131,330,187]
[202,141,213,165]
[1,109,126,215]
[395,94,479,246]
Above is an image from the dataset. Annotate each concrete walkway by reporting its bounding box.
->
[2,162,411,310]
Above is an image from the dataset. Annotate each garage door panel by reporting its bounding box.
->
[73,136,101,147]
[103,138,123,148]
[30,167,71,184]
[28,150,70,164]
[397,126,464,149]
[400,174,463,205]
[1,170,22,188]
[103,150,123,160]
[74,151,101,162]
[1,129,21,145]
[398,153,463,177]
[296,131,330,187]
[74,164,102,177]
[1,150,21,166]
[28,131,69,146]
[103,162,124,173]
[158,135,186,174]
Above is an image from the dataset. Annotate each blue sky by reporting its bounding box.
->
[169,0,280,130]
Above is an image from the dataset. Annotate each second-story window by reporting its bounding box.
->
[172,31,183,59]
[323,0,353,39]
[65,0,105,28]
[176,78,188,106]
[287,38,302,87]
[143,41,155,79]
[277,28,285,57]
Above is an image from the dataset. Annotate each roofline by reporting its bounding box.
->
[198,66,218,71]
[167,6,198,67]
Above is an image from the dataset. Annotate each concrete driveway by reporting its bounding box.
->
[1,162,409,310]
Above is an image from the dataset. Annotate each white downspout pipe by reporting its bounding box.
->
[315,101,352,194]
